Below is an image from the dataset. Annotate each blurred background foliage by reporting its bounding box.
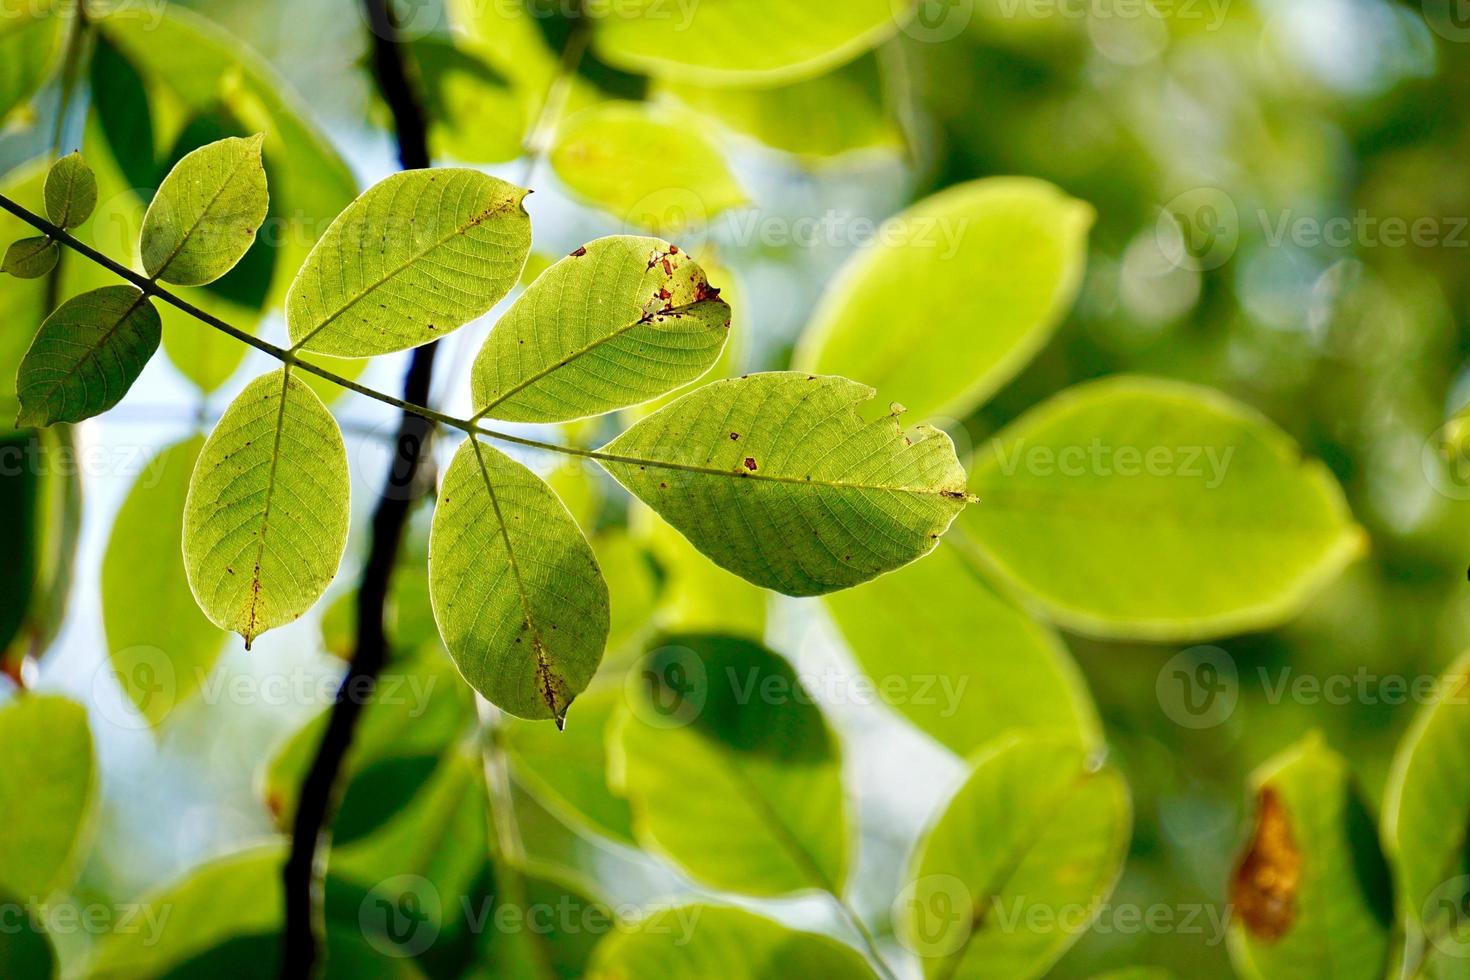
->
[2,0,1469,977]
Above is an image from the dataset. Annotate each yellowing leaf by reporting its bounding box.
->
[287,168,530,358]
[550,103,745,234]
[590,0,905,87]
[598,372,970,597]
[140,134,269,286]
[15,285,161,427]
[428,439,608,722]
[797,178,1093,422]
[472,236,731,422]
[183,368,350,647]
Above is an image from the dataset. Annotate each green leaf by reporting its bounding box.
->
[664,57,901,160]
[160,304,251,395]
[471,236,731,422]
[2,237,58,279]
[15,285,161,427]
[960,376,1363,640]
[824,542,1100,756]
[590,0,905,86]
[0,895,55,980]
[639,506,767,639]
[613,635,849,896]
[470,871,617,980]
[139,134,268,286]
[599,372,970,597]
[182,368,350,647]
[1382,652,1470,937]
[102,435,227,727]
[428,438,609,722]
[86,844,284,978]
[550,103,746,234]
[588,904,878,979]
[44,152,97,229]
[286,168,531,357]
[409,37,525,165]
[0,695,95,899]
[0,1,61,124]
[901,735,1130,980]
[1226,735,1392,980]
[501,683,636,845]
[796,178,1092,422]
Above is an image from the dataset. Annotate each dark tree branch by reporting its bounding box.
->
[280,0,436,974]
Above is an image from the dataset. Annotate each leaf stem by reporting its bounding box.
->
[828,892,901,980]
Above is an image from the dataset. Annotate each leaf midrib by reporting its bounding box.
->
[149,142,258,282]
[23,290,150,419]
[243,367,293,648]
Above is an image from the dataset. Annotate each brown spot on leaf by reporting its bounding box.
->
[1230,786,1301,942]
[695,281,722,303]
[743,457,758,471]
[729,432,740,441]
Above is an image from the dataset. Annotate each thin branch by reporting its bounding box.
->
[280,0,437,974]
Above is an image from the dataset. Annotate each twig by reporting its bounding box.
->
[280,0,436,974]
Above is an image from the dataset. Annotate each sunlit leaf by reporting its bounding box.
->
[825,542,1100,756]
[600,372,970,596]
[902,735,1129,980]
[139,134,268,286]
[613,635,849,896]
[1382,651,1470,940]
[0,1,61,124]
[472,236,731,422]
[796,178,1092,422]
[550,103,746,234]
[286,168,530,357]
[502,683,636,845]
[590,0,906,87]
[961,376,1363,640]
[2,237,58,279]
[409,37,524,164]
[587,904,878,979]
[102,435,227,727]
[428,438,608,722]
[44,152,97,230]
[0,695,95,899]
[182,368,350,647]
[637,506,767,639]
[1226,735,1392,980]
[15,285,161,427]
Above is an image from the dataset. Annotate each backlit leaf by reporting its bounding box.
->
[550,103,746,235]
[960,377,1363,640]
[590,0,906,87]
[15,285,161,427]
[796,178,1092,422]
[0,695,95,899]
[102,435,227,727]
[428,438,609,722]
[599,372,970,597]
[902,735,1129,980]
[286,168,531,357]
[587,904,878,979]
[1226,735,1392,980]
[613,635,849,896]
[44,152,97,229]
[139,135,268,286]
[471,236,731,422]
[183,368,350,647]
[2,237,58,279]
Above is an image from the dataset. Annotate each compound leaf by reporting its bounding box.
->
[902,735,1130,980]
[796,178,1092,422]
[598,372,970,597]
[1227,735,1392,980]
[0,695,95,900]
[287,168,530,357]
[140,134,268,286]
[613,635,849,896]
[44,152,97,229]
[587,904,878,979]
[183,368,349,647]
[102,435,227,727]
[472,236,731,422]
[15,285,161,427]
[428,438,608,723]
[961,376,1363,640]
